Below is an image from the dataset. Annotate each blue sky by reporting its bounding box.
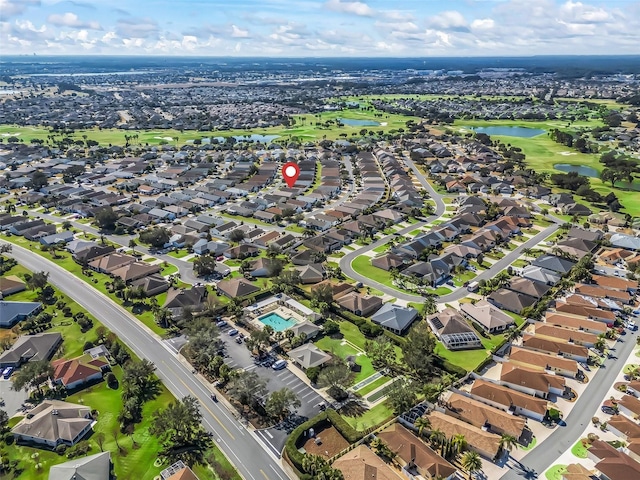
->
[1,0,639,56]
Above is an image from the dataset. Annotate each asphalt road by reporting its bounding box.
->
[501,326,640,479]
[3,240,291,480]
[339,156,446,303]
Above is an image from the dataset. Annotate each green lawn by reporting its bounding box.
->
[167,250,189,259]
[372,244,389,254]
[545,465,568,480]
[571,440,589,458]
[160,264,178,276]
[409,229,423,236]
[355,376,391,396]
[350,256,405,293]
[315,335,375,384]
[285,225,305,234]
[512,259,529,268]
[343,402,395,432]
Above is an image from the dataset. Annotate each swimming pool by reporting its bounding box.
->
[258,312,297,332]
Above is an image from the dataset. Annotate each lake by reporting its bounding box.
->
[553,164,600,177]
[337,118,380,127]
[201,134,280,143]
[471,126,546,137]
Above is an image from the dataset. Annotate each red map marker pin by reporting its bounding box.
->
[282,162,300,188]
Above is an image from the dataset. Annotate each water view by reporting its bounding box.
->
[471,126,546,137]
[554,164,600,177]
[337,118,380,127]
[200,134,280,143]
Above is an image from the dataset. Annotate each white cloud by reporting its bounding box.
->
[231,24,249,38]
[48,12,101,30]
[324,0,374,17]
[559,1,610,23]
[427,10,468,31]
[471,18,494,30]
[0,0,40,19]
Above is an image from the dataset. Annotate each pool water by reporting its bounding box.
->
[258,312,296,331]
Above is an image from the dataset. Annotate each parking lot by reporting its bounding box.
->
[219,325,326,456]
[0,377,29,418]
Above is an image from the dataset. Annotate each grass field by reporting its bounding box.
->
[355,376,391,396]
[343,402,394,431]
[315,335,375,384]
[571,440,589,458]
[545,465,568,480]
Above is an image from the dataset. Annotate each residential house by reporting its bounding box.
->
[488,289,536,314]
[216,278,260,298]
[288,320,322,340]
[533,324,597,347]
[0,333,62,368]
[163,286,208,315]
[40,231,75,246]
[426,410,501,459]
[469,378,549,422]
[287,344,332,370]
[443,392,527,439]
[0,301,42,327]
[520,266,561,286]
[48,451,111,480]
[532,254,576,275]
[427,308,482,351]
[376,423,457,480]
[371,253,407,271]
[617,395,640,421]
[499,363,567,399]
[52,354,110,390]
[336,292,383,317]
[460,300,515,334]
[544,312,607,336]
[0,275,26,298]
[294,264,325,284]
[332,445,404,480]
[89,253,136,274]
[587,439,640,480]
[131,274,170,297]
[110,261,161,283]
[371,304,419,335]
[508,346,579,378]
[247,258,281,278]
[12,400,93,447]
[508,277,551,300]
[607,415,640,441]
[521,335,588,362]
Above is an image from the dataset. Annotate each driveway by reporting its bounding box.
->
[0,377,30,418]
[220,326,325,457]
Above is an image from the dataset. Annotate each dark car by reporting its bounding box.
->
[601,405,617,415]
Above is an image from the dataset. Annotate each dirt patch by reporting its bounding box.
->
[302,425,349,459]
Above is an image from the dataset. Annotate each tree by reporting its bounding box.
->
[0,409,8,432]
[429,429,447,452]
[193,255,218,277]
[387,381,418,415]
[94,206,119,230]
[139,227,171,248]
[450,433,467,458]
[128,239,137,253]
[227,370,267,407]
[265,388,301,420]
[499,433,518,453]
[228,229,246,243]
[30,171,48,190]
[318,363,352,399]
[302,227,316,238]
[402,323,436,382]
[421,296,437,316]
[461,451,483,479]
[311,282,334,305]
[364,336,397,371]
[62,220,72,230]
[26,270,49,293]
[150,396,213,466]
[11,360,53,393]
[414,416,431,438]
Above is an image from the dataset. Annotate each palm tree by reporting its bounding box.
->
[499,433,518,454]
[430,429,446,453]
[450,434,467,458]
[461,451,483,479]
[302,227,316,238]
[414,416,431,438]
[129,239,137,254]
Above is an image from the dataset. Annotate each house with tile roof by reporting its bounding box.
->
[216,278,260,299]
[336,292,383,317]
[588,439,640,480]
[443,392,526,439]
[498,363,567,399]
[522,334,588,362]
[426,410,501,459]
[427,308,482,351]
[0,275,26,298]
[469,378,549,422]
[287,344,332,370]
[533,324,598,347]
[460,299,514,334]
[0,332,62,368]
[52,354,110,390]
[376,423,457,480]
[332,444,404,480]
[507,346,579,378]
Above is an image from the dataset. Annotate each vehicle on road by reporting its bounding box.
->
[629,321,637,331]
[228,329,239,336]
[211,394,218,402]
[272,359,287,370]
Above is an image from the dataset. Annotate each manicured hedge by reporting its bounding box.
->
[326,408,364,444]
[434,356,467,377]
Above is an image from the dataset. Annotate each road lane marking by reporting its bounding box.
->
[260,469,270,480]
[162,361,236,440]
[269,464,287,480]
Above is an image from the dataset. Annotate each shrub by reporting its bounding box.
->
[358,322,382,338]
[323,320,340,335]
[105,372,118,388]
[82,341,94,351]
[306,367,321,384]
[326,409,363,443]
[3,432,14,445]
[55,444,67,455]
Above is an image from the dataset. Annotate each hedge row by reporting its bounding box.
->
[434,356,468,378]
[326,408,365,444]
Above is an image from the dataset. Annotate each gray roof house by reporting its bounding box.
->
[0,301,43,327]
[0,332,63,368]
[610,233,640,251]
[532,254,576,275]
[287,344,332,370]
[40,231,75,246]
[48,451,111,480]
[520,265,561,286]
[371,304,419,334]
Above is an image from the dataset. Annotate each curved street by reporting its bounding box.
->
[2,240,291,480]
[340,157,560,305]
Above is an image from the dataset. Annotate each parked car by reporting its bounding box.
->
[629,321,637,331]
[272,359,287,370]
[216,320,228,328]
[235,337,242,344]
[228,329,239,336]
[601,405,617,415]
